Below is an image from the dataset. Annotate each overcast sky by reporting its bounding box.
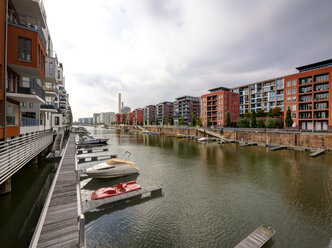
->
[44,0,332,120]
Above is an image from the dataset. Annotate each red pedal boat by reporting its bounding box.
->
[91,181,142,200]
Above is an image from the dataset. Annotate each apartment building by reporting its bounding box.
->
[201,87,239,127]
[0,0,71,193]
[156,101,173,125]
[232,78,284,114]
[143,105,156,124]
[173,96,200,126]
[133,108,144,125]
[78,117,93,124]
[284,59,332,131]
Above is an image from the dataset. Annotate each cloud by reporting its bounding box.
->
[44,0,332,120]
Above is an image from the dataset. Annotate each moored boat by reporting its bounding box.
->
[77,136,109,145]
[91,181,142,200]
[176,134,186,138]
[83,152,140,178]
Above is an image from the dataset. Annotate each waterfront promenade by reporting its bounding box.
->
[30,134,82,248]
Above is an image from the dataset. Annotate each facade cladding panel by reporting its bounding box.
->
[201,87,239,127]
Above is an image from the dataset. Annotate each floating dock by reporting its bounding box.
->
[234,224,275,248]
[82,185,163,213]
[76,143,105,149]
[310,149,325,157]
[77,154,118,164]
[240,142,258,147]
[30,134,83,247]
[77,147,109,155]
[268,145,287,151]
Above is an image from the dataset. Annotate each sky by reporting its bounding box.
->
[44,0,332,121]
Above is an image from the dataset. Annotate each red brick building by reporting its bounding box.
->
[133,108,144,125]
[201,87,240,127]
[284,59,332,131]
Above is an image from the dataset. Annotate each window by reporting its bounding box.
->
[55,116,60,125]
[292,80,297,86]
[20,102,27,108]
[18,37,32,61]
[314,73,329,82]
[291,113,296,119]
[29,103,33,108]
[49,62,54,76]
[292,88,296,94]
[6,102,19,126]
[292,105,296,111]
[286,89,291,95]
[286,81,291,87]
[286,97,291,103]
[292,96,297,102]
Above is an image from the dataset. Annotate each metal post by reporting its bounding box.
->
[4,0,8,141]
[79,214,86,248]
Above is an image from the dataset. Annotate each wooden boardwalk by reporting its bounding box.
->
[30,134,82,248]
[234,225,275,248]
[83,185,163,213]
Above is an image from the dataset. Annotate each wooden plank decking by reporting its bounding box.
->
[30,134,81,248]
[234,225,275,248]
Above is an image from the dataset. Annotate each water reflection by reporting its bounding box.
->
[86,128,332,248]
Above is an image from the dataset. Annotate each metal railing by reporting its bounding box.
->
[0,130,53,186]
[21,117,39,127]
[17,80,45,101]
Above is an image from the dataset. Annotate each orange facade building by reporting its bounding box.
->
[284,59,332,131]
[201,87,240,127]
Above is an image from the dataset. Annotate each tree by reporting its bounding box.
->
[162,118,165,125]
[190,115,197,127]
[170,116,174,126]
[198,115,203,127]
[250,110,257,128]
[265,117,279,128]
[272,107,282,117]
[225,112,231,127]
[207,118,211,127]
[257,118,265,128]
[285,107,294,127]
[268,108,274,117]
[256,109,266,117]
[237,117,249,128]
[179,116,184,126]
[145,120,147,125]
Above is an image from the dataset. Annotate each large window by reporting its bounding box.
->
[18,37,32,61]
[6,102,19,126]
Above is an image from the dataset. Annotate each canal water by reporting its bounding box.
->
[82,128,332,248]
[0,157,58,248]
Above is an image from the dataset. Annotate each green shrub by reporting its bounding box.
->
[257,118,265,128]
[265,118,279,128]
[237,117,250,128]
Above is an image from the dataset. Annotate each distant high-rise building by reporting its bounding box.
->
[156,102,173,125]
[201,87,239,127]
[122,106,131,113]
[93,113,101,124]
[118,93,121,114]
[174,96,200,126]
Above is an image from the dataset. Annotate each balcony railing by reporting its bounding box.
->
[21,117,39,127]
[17,81,45,101]
[8,9,46,48]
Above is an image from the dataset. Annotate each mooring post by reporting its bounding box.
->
[79,214,86,248]
[0,178,12,195]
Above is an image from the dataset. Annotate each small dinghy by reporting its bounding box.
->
[91,181,142,200]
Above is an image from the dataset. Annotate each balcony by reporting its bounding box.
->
[314,111,329,119]
[7,10,46,80]
[45,52,59,83]
[6,80,45,104]
[20,117,39,127]
[40,104,59,113]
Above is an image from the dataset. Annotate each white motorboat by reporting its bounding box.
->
[198,137,210,142]
[83,152,140,178]
[77,136,108,145]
